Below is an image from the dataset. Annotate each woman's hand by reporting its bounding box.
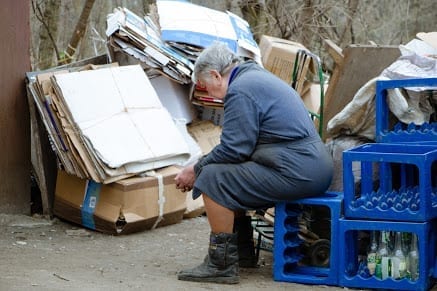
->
[174,164,196,192]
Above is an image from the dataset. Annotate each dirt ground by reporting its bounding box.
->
[0,213,435,291]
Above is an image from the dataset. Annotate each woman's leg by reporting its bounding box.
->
[177,193,239,284]
[203,194,234,233]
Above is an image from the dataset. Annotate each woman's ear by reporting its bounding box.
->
[210,70,222,82]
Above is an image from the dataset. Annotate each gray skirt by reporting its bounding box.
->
[192,135,333,211]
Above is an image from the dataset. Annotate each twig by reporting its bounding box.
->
[53,273,70,281]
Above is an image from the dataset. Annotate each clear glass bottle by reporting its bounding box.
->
[366,230,378,276]
[408,233,419,281]
[375,230,390,279]
[390,231,407,279]
[401,231,411,254]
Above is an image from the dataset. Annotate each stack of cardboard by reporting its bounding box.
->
[154,0,261,126]
[106,7,194,84]
[106,1,262,126]
[191,84,224,108]
[28,64,191,184]
[27,63,197,234]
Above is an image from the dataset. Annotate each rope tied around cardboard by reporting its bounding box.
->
[145,170,166,229]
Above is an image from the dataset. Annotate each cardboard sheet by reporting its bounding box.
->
[49,65,190,182]
[156,0,260,59]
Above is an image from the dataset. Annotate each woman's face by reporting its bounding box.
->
[199,70,228,100]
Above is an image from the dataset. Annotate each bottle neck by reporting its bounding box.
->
[410,233,418,250]
[379,231,388,247]
[394,232,402,250]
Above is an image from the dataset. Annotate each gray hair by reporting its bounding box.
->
[191,42,241,84]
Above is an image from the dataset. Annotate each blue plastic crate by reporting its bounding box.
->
[380,122,437,144]
[273,191,343,286]
[338,218,437,291]
[375,78,437,143]
[343,143,437,222]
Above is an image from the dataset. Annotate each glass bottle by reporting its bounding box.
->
[366,231,378,276]
[408,233,419,281]
[375,230,390,279]
[401,231,411,254]
[390,232,407,279]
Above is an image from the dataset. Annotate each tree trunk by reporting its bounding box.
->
[59,0,96,65]
[339,0,359,46]
[34,0,60,70]
[298,0,315,49]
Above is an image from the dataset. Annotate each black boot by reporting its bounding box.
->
[177,232,239,284]
[234,215,258,268]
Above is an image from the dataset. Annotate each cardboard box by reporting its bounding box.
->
[301,82,323,115]
[54,166,187,235]
[259,35,310,94]
[187,120,222,155]
[195,105,224,126]
[184,192,205,219]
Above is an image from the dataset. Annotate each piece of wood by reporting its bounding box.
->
[322,43,401,140]
[28,91,57,216]
[323,39,344,135]
[0,1,31,214]
[324,39,344,65]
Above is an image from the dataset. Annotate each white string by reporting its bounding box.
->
[146,170,165,229]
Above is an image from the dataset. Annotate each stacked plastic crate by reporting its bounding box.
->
[339,78,437,291]
[273,191,343,286]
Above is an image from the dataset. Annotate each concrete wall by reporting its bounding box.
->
[0,0,31,213]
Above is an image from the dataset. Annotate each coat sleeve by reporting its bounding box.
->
[194,91,260,175]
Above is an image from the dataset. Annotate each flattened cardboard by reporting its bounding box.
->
[54,166,187,235]
[149,75,196,123]
[156,0,260,59]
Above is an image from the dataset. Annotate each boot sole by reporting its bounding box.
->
[178,274,240,284]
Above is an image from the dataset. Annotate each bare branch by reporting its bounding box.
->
[59,0,96,65]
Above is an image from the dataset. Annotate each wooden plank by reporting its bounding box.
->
[322,44,401,140]
[0,0,31,214]
[324,39,344,65]
[322,39,344,135]
[28,92,58,216]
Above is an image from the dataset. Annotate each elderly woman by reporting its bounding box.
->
[175,42,333,284]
